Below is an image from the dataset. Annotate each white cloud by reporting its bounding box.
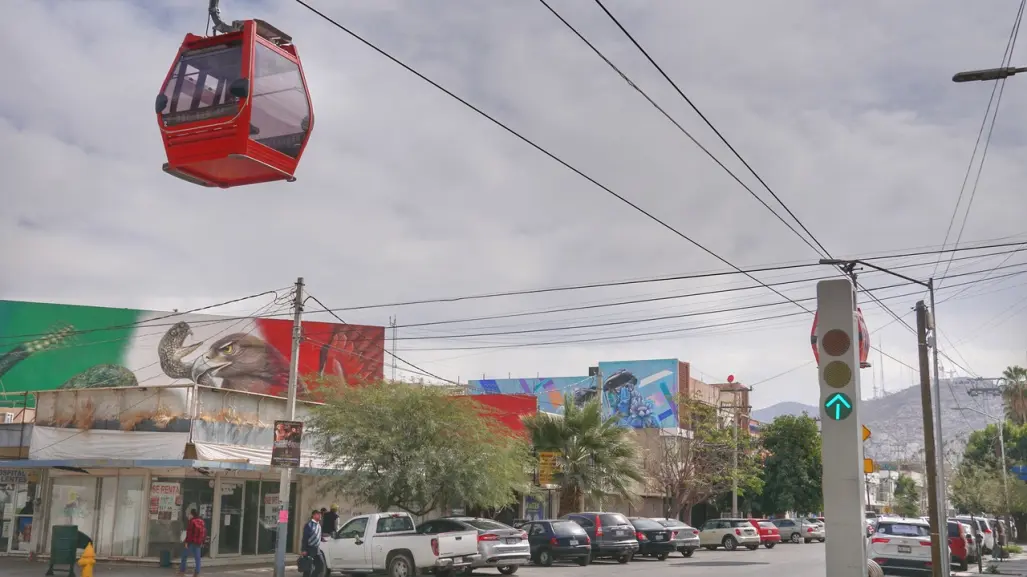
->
[1,0,1025,410]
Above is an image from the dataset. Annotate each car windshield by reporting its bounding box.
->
[552,521,587,536]
[465,519,511,531]
[599,513,630,526]
[948,523,961,538]
[878,523,931,537]
[630,519,663,530]
[729,520,752,528]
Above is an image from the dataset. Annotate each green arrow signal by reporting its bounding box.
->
[824,392,853,421]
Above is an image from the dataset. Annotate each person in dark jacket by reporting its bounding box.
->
[301,510,325,577]
[321,504,340,537]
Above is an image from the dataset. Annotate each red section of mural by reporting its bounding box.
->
[254,318,385,398]
[460,394,537,436]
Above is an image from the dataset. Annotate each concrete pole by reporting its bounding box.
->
[274,277,304,577]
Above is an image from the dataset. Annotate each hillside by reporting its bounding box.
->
[752,379,995,462]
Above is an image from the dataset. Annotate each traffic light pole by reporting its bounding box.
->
[916,300,944,577]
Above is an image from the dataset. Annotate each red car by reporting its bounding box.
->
[948,520,970,571]
[749,519,781,549]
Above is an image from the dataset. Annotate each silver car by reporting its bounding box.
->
[650,518,700,557]
[441,517,530,574]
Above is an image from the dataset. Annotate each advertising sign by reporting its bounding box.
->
[271,420,303,467]
[537,451,560,486]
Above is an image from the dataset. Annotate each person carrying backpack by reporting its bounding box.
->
[178,509,206,576]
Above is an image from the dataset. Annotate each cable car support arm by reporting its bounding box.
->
[208,0,243,34]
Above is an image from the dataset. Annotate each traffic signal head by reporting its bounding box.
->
[816,279,861,422]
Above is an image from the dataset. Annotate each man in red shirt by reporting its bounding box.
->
[178,509,206,576]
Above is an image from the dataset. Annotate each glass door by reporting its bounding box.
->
[218,482,244,556]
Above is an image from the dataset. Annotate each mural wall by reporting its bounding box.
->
[468,376,595,414]
[597,359,679,428]
[459,394,538,435]
[0,300,384,399]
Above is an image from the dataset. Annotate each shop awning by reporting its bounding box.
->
[0,458,341,476]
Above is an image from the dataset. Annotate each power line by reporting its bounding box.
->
[538,0,826,258]
[589,0,831,259]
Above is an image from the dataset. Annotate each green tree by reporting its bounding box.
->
[951,465,1004,515]
[522,393,644,516]
[645,397,762,520]
[308,381,534,516]
[1002,366,1027,425]
[893,474,921,517]
[757,414,823,515]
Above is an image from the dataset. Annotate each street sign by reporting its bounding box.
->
[816,278,867,576]
[824,392,853,420]
[537,451,559,486]
[863,458,875,474]
[862,424,871,442]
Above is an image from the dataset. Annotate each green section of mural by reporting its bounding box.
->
[0,300,140,393]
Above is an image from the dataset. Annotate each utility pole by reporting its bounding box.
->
[916,300,944,577]
[928,281,950,532]
[720,399,750,519]
[274,277,304,577]
[389,316,398,381]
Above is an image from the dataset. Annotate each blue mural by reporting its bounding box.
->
[597,359,679,428]
[467,376,595,414]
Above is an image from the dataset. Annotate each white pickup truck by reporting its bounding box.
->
[320,512,479,576]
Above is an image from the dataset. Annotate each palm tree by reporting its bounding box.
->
[522,393,645,516]
[1002,365,1027,425]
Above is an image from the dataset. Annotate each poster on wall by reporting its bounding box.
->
[149,481,182,521]
[597,359,679,428]
[271,420,303,467]
[262,493,282,529]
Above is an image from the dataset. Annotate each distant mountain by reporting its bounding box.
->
[752,401,818,422]
[753,379,994,462]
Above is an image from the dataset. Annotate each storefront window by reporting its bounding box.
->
[49,477,98,543]
[95,476,144,557]
[146,477,214,558]
[0,470,40,553]
[241,480,296,555]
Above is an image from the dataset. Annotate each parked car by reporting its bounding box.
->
[698,518,761,551]
[650,518,700,557]
[805,517,826,542]
[771,518,819,544]
[947,519,971,571]
[627,517,676,561]
[868,517,943,574]
[520,520,591,567]
[562,512,639,563]
[749,519,781,548]
[954,515,995,554]
[429,517,530,574]
[959,521,979,564]
[321,512,479,575]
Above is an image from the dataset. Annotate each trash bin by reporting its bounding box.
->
[46,525,78,576]
[160,549,172,567]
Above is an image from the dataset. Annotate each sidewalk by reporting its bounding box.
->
[0,556,303,577]
[954,552,1027,576]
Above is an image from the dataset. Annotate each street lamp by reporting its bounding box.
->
[952,66,1027,83]
[818,258,948,577]
[952,405,1011,525]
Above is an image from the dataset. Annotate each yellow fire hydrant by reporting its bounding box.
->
[78,543,96,577]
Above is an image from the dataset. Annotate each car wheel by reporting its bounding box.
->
[498,566,518,575]
[790,532,801,544]
[765,543,776,549]
[656,553,668,561]
[577,556,590,566]
[682,548,695,557]
[818,538,825,543]
[617,554,631,564]
[538,549,554,567]
[387,553,415,577]
[722,536,738,551]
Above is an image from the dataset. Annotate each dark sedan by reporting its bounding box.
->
[521,520,592,567]
[628,517,676,561]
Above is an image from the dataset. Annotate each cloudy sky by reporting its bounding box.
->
[2,0,1025,410]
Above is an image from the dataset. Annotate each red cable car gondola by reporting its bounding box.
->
[811,307,871,368]
[155,2,314,188]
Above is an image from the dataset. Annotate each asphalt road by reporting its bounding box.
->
[0,543,826,577]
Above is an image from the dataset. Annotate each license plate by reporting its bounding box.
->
[615,530,624,536]
[505,538,520,544]
[569,539,578,546]
[898,545,911,554]
[655,535,665,541]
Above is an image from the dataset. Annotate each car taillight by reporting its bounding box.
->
[670,531,678,539]
[636,531,648,541]
[807,527,813,533]
[692,529,699,535]
[919,541,932,547]
[735,529,742,536]
[478,534,499,542]
[519,531,528,540]
[585,535,591,544]
[985,529,993,534]
[871,538,890,544]
[550,537,558,546]
[431,538,439,556]
[595,516,603,537]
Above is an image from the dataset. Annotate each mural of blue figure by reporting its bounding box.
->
[603,369,660,428]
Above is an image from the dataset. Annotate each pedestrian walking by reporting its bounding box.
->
[301,510,325,577]
[993,520,1006,561]
[178,509,205,576]
[322,504,340,537]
